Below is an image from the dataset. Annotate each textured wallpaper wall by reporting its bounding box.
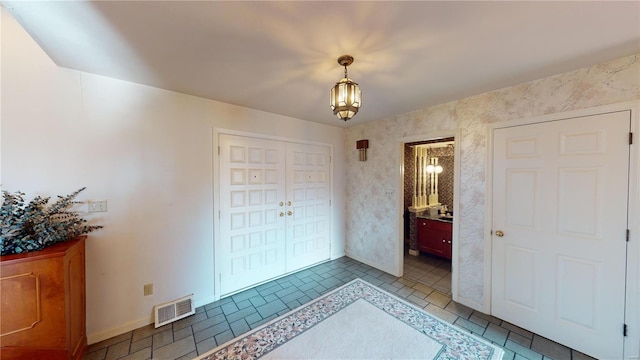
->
[345,54,640,307]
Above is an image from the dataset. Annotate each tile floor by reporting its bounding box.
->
[403,251,452,295]
[84,254,596,360]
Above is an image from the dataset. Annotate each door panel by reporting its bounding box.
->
[505,169,539,228]
[504,246,537,310]
[285,143,331,273]
[556,256,598,328]
[492,111,630,359]
[557,168,601,236]
[219,135,287,295]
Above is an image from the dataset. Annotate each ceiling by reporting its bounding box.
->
[3,1,639,128]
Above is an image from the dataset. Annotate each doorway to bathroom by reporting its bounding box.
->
[402,136,455,294]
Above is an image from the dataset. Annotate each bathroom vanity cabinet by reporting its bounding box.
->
[417,218,452,260]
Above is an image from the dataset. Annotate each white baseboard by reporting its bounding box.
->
[87,316,152,345]
[87,294,218,345]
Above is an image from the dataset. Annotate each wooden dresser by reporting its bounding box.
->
[417,218,452,260]
[1,236,87,360]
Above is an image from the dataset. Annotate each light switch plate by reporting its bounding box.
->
[144,283,153,296]
[88,200,107,212]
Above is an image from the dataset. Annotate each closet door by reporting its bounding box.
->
[285,143,332,272]
[219,135,287,295]
[219,135,332,296]
[491,111,630,359]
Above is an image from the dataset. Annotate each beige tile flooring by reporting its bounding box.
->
[84,254,596,360]
[403,250,452,294]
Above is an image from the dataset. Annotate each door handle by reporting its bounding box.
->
[279,202,284,207]
[495,230,504,237]
[279,212,285,217]
[287,211,293,216]
[287,201,292,206]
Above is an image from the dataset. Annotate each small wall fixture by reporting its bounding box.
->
[425,158,443,174]
[426,157,442,206]
[330,55,362,121]
[356,139,369,161]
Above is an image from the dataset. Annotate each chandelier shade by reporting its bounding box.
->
[330,55,362,121]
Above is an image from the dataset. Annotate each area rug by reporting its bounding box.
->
[194,278,504,360]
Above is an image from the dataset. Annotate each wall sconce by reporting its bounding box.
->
[425,157,443,174]
[356,139,369,161]
[426,157,443,206]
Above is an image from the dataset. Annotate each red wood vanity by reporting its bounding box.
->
[417,218,452,260]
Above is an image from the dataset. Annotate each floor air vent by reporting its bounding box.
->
[154,294,195,328]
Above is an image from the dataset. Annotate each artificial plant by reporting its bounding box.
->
[0,187,102,255]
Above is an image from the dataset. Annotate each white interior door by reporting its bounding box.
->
[219,135,287,295]
[491,111,630,359]
[219,135,332,295]
[285,143,331,272]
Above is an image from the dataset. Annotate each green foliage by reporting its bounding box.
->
[0,187,102,256]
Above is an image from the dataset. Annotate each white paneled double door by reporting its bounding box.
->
[218,134,331,296]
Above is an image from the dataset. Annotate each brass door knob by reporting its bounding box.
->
[279,202,284,207]
[279,212,285,217]
[495,230,504,237]
[287,211,293,216]
[287,201,292,206]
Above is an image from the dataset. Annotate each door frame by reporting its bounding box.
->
[212,128,335,301]
[396,130,459,300]
[484,100,640,359]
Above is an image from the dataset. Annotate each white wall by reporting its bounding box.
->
[1,9,346,343]
[345,54,640,310]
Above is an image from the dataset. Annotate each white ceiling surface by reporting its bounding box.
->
[3,1,639,128]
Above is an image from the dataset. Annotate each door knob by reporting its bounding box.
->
[287,201,292,206]
[495,230,504,237]
[279,202,284,207]
[287,211,293,216]
[279,212,285,217]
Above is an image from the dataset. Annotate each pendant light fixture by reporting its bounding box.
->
[330,55,362,121]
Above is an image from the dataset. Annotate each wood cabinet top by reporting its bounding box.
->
[0,236,86,265]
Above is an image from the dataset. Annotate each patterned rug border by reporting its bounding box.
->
[194,278,504,360]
